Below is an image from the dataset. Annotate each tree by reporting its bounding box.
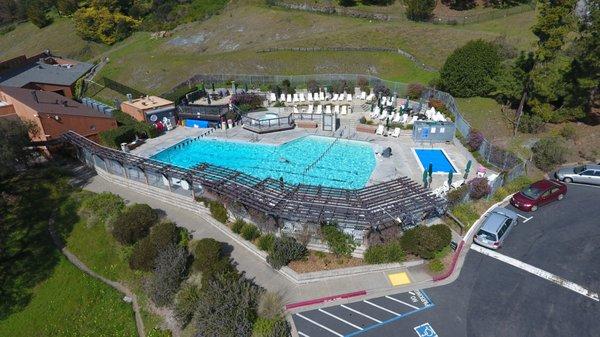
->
[469,177,491,199]
[73,6,139,45]
[145,244,188,307]
[195,274,263,337]
[532,0,577,62]
[174,282,201,327]
[442,0,476,10]
[111,203,158,244]
[321,224,357,257]
[339,0,356,6]
[0,119,34,178]
[400,226,450,259]
[129,221,180,271]
[26,1,51,28]
[440,39,502,97]
[191,238,236,284]
[405,0,435,21]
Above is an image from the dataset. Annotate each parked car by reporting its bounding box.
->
[510,179,567,212]
[473,207,519,250]
[555,164,600,185]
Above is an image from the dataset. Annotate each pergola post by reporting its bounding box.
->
[121,161,128,179]
[141,167,149,185]
[190,180,196,200]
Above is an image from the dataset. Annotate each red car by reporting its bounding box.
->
[510,179,567,212]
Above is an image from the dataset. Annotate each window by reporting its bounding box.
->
[581,170,595,176]
[594,171,600,177]
[551,187,560,194]
[541,190,551,198]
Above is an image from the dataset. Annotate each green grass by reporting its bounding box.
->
[455,97,511,140]
[0,257,137,337]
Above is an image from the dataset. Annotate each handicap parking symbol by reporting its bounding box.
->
[414,323,438,337]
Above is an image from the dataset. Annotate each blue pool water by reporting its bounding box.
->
[151,136,376,189]
[414,149,457,173]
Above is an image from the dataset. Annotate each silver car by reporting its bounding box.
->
[473,207,519,250]
[555,164,600,185]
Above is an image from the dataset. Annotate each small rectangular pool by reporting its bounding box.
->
[413,148,458,174]
[151,136,376,189]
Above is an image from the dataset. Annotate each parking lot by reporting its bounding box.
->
[293,290,434,337]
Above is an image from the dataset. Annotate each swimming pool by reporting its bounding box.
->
[151,136,376,189]
[413,148,458,174]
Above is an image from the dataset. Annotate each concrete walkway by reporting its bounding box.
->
[83,174,438,305]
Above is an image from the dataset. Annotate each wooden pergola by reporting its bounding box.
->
[63,131,447,230]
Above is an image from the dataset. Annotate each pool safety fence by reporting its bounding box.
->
[63,131,446,229]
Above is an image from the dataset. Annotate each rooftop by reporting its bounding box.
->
[0,54,93,88]
[0,86,113,119]
[122,96,174,110]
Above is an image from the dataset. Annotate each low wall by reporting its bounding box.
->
[90,162,424,285]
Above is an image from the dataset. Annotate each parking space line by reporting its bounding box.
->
[385,295,419,310]
[340,304,383,323]
[516,213,533,223]
[471,244,599,302]
[297,331,310,337]
[296,313,344,337]
[318,309,363,330]
[363,300,402,316]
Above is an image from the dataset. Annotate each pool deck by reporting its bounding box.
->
[131,125,481,189]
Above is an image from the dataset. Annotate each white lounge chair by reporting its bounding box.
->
[334,105,340,114]
[332,93,339,101]
[393,112,401,123]
[325,105,332,114]
[307,104,314,114]
[279,93,285,101]
[316,104,322,114]
[375,124,385,135]
[269,93,277,102]
[338,93,345,101]
[401,114,408,124]
[371,106,381,118]
[407,115,418,125]
[300,93,306,102]
[347,94,352,102]
[319,92,325,101]
[451,179,465,189]
[348,106,352,114]
[286,94,292,103]
[360,91,366,100]
[293,106,299,114]
[307,92,314,102]
[391,127,401,138]
[293,93,299,102]
[341,105,347,115]
[379,110,389,120]
[366,93,375,102]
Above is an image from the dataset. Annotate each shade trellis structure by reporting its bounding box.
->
[62,131,447,229]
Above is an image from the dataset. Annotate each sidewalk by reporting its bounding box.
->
[83,173,447,305]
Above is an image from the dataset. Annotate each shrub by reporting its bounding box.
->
[405,0,435,21]
[357,77,369,92]
[400,226,451,260]
[440,40,501,97]
[364,241,405,264]
[78,192,125,227]
[518,114,545,133]
[209,201,228,223]
[192,238,225,273]
[532,136,567,171]
[99,125,137,149]
[372,83,391,97]
[492,176,533,202]
[231,218,245,234]
[559,124,577,140]
[266,236,307,269]
[430,224,452,246]
[258,292,284,319]
[230,93,263,110]
[428,259,445,273]
[145,245,188,307]
[174,282,201,328]
[129,221,179,271]
[443,0,476,10]
[241,223,260,241]
[257,234,275,252]
[74,7,140,45]
[339,0,356,6]
[450,203,480,228]
[321,224,357,257]
[111,204,158,245]
[307,79,320,93]
[407,83,426,99]
[366,225,400,246]
[469,177,492,200]
[466,130,484,152]
[447,184,468,207]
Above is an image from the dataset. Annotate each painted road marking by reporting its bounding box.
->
[318,308,363,330]
[414,323,438,337]
[471,244,599,302]
[515,213,533,223]
[297,331,310,337]
[363,300,402,316]
[385,295,419,310]
[340,304,382,323]
[296,313,343,337]
[388,272,411,286]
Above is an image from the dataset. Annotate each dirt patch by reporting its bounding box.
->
[288,250,364,273]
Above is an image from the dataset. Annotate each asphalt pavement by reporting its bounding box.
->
[293,182,600,337]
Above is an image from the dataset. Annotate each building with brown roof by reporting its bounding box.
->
[120,95,176,124]
[0,86,117,142]
[0,51,93,98]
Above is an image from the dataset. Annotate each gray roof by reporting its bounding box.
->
[0,57,93,87]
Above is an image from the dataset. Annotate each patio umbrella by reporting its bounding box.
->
[428,163,433,178]
[244,83,248,92]
[464,160,472,179]
[448,171,453,186]
[422,170,428,188]
[211,83,215,92]
[207,94,211,105]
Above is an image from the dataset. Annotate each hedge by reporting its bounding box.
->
[363,240,405,264]
[208,201,228,223]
